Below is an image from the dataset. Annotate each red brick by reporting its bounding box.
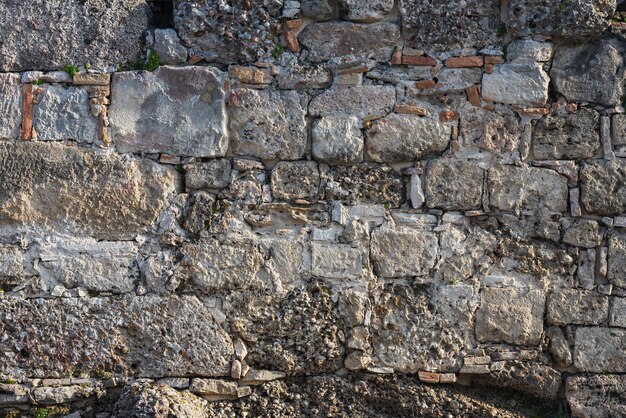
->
[283,29,300,53]
[20,84,34,141]
[415,80,437,89]
[439,110,459,122]
[447,56,484,68]
[466,85,481,107]
[485,63,495,74]
[391,48,402,65]
[484,56,505,65]
[402,55,437,66]
[418,371,441,384]
[188,55,204,65]
[394,104,428,116]
[285,19,302,29]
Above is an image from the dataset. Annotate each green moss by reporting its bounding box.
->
[33,408,49,418]
[272,44,283,59]
[144,50,161,72]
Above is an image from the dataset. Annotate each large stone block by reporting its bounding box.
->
[0,142,175,240]
[475,287,545,345]
[365,114,451,163]
[481,64,550,107]
[229,89,307,160]
[110,66,228,157]
[298,21,400,62]
[371,224,438,278]
[321,163,404,206]
[399,0,500,51]
[185,159,231,191]
[0,296,233,379]
[34,85,98,143]
[309,85,396,119]
[546,289,609,325]
[271,161,320,201]
[311,243,363,279]
[0,0,151,71]
[312,116,364,164]
[533,109,601,160]
[488,165,568,214]
[0,74,22,140]
[425,160,484,211]
[507,0,615,38]
[566,374,626,418]
[609,232,626,288]
[551,42,623,107]
[581,160,626,215]
[574,327,626,372]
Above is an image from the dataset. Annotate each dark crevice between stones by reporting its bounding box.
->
[150,0,174,29]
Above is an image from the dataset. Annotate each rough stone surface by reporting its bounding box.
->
[185,159,232,191]
[581,160,626,215]
[229,89,307,160]
[110,66,228,157]
[153,28,188,65]
[610,297,626,327]
[340,0,394,22]
[311,243,363,279]
[475,287,545,345]
[272,161,320,201]
[533,109,601,160]
[481,64,550,107]
[609,232,626,287]
[309,85,396,119]
[113,381,207,417]
[321,164,404,206]
[566,374,626,418]
[551,42,623,107]
[574,327,626,372]
[0,141,175,240]
[312,116,364,164]
[366,114,451,162]
[299,21,400,62]
[0,0,151,71]
[0,74,22,140]
[547,289,609,325]
[425,160,484,210]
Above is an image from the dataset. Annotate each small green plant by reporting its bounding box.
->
[448,278,458,285]
[3,378,17,384]
[33,408,49,418]
[84,62,90,71]
[61,64,79,77]
[383,202,391,209]
[272,44,284,59]
[144,50,161,72]
[497,23,507,36]
[32,79,44,86]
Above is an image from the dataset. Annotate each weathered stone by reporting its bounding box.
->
[240,370,287,385]
[230,89,307,160]
[153,28,187,65]
[365,114,451,163]
[189,379,238,397]
[399,0,500,51]
[547,326,572,366]
[574,327,626,372]
[0,245,24,280]
[566,374,626,418]
[277,63,333,90]
[33,85,98,143]
[113,381,208,418]
[488,165,568,214]
[182,191,216,236]
[309,85,395,119]
[301,0,335,20]
[271,161,320,201]
[459,105,520,154]
[312,116,364,164]
[0,296,233,378]
[581,160,626,215]
[610,297,626,327]
[547,289,609,325]
[475,287,545,345]
[0,74,22,140]
[33,384,101,404]
[72,73,110,86]
[321,164,404,206]
[0,0,151,71]
[425,160,484,210]
[609,232,626,287]
[299,21,400,62]
[185,159,232,191]
[612,114,626,146]
[110,66,228,157]
[475,362,561,400]
[482,64,550,107]
[0,141,176,240]
[37,241,137,293]
[551,42,623,107]
[562,218,604,248]
[507,40,553,63]
[533,109,601,160]
[340,0,394,22]
[507,0,616,38]
[311,243,363,279]
[371,224,438,278]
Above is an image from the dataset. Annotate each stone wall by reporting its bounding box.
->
[0,0,625,417]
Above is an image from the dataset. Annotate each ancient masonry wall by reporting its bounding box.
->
[0,0,625,417]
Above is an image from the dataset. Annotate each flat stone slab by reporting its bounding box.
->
[482,64,550,107]
[110,66,228,157]
[0,74,22,140]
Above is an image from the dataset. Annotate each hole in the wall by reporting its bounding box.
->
[151,0,175,29]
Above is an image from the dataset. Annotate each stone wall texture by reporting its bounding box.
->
[0,0,625,417]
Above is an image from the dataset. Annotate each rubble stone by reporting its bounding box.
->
[311,243,363,279]
[272,161,320,201]
[185,159,232,191]
[566,374,626,418]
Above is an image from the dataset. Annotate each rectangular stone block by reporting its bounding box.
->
[581,160,626,216]
[574,327,626,372]
[482,64,550,107]
[110,66,228,157]
[425,159,484,210]
[0,244,24,279]
[311,243,363,279]
[322,164,404,206]
[566,374,626,418]
[609,232,626,288]
[533,109,601,160]
[271,161,320,201]
[309,85,396,119]
[0,74,22,140]
[546,289,609,325]
[185,159,232,191]
[610,297,626,328]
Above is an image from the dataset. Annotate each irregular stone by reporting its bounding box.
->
[229,89,307,160]
[157,378,190,389]
[399,0,500,51]
[574,327,626,372]
[37,241,137,293]
[277,63,333,90]
[507,0,616,38]
[153,28,187,65]
[340,0,394,22]
[240,370,287,385]
[0,74,22,140]
[562,218,603,248]
[271,161,320,201]
[610,297,626,327]
[301,0,335,20]
[475,287,545,345]
[612,114,626,146]
[182,191,216,236]
[533,109,601,160]
[371,224,438,278]
[0,141,175,240]
[185,159,232,191]
[0,0,151,71]
[309,85,395,119]
[0,245,24,279]
[365,114,451,163]
[33,85,98,143]
[189,379,238,398]
[459,105,520,154]
[312,116,364,164]
[311,243,363,279]
[33,384,100,404]
[299,21,400,62]
[475,362,561,400]
[609,232,626,287]
[481,64,550,107]
[0,296,233,378]
[581,160,626,215]
[113,381,207,418]
[578,249,597,289]
[547,289,609,325]
[110,66,228,157]
[551,42,623,107]
[488,165,568,214]
[566,374,626,418]
[425,160,484,210]
[321,163,404,206]
[547,326,572,366]
[507,40,553,63]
